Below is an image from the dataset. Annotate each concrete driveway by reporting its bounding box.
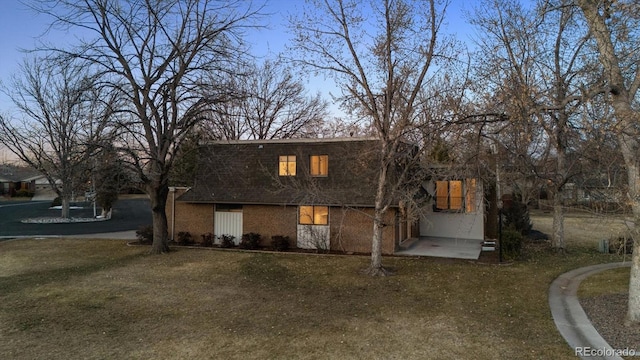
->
[0,197,151,238]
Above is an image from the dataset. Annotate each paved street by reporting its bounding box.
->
[0,197,151,237]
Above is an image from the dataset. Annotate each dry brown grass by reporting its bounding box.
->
[530,209,632,247]
[0,238,627,359]
[579,266,630,298]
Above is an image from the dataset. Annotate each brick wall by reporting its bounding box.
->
[168,195,399,254]
[329,207,397,254]
[242,205,297,247]
[167,188,213,243]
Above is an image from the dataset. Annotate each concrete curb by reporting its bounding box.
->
[549,262,631,360]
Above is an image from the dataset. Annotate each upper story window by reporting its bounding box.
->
[310,155,329,176]
[279,155,296,176]
[435,178,476,213]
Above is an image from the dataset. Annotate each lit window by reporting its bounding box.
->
[299,205,329,225]
[435,179,476,212]
[279,155,296,176]
[310,155,329,176]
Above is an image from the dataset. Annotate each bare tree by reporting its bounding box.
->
[31,0,259,253]
[204,58,328,140]
[291,0,458,275]
[470,0,596,250]
[0,56,115,218]
[576,0,640,323]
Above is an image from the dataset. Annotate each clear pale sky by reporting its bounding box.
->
[0,0,474,161]
[0,0,474,106]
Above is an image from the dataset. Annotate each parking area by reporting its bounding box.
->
[0,197,151,237]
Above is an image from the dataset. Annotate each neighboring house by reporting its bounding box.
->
[167,138,487,255]
[0,164,39,196]
[0,164,58,199]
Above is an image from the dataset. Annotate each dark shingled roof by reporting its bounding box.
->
[178,138,385,207]
[0,164,41,182]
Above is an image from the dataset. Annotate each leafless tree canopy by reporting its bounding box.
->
[0,56,116,218]
[28,0,260,252]
[203,59,328,140]
[467,0,600,250]
[290,0,463,275]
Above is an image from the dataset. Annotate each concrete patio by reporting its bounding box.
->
[396,237,484,260]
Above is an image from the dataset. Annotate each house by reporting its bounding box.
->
[0,164,41,197]
[167,138,486,255]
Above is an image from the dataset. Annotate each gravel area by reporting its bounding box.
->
[581,293,640,352]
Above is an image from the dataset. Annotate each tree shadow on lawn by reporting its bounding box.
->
[0,252,146,296]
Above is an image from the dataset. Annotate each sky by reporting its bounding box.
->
[0,0,475,161]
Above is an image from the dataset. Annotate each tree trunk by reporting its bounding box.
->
[362,210,393,276]
[621,137,640,323]
[628,231,640,324]
[551,189,565,251]
[364,210,385,272]
[61,196,71,219]
[148,185,170,254]
[616,121,640,323]
[363,146,393,277]
[576,0,640,323]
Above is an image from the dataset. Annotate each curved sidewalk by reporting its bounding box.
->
[549,262,631,360]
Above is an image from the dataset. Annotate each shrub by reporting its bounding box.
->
[501,228,523,261]
[177,231,193,246]
[218,234,235,248]
[239,232,261,250]
[14,189,34,198]
[201,233,214,247]
[503,201,532,235]
[136,225,154,244]
[51,197,62,207]
[609,236,633,255]
[271,235,290,252]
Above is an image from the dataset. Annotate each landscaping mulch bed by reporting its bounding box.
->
[581,293,640,352]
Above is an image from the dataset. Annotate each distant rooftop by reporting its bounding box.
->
[0,164,41,182]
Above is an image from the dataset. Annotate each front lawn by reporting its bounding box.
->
[0,238,624,359]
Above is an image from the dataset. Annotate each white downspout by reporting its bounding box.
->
[170,187,176,241]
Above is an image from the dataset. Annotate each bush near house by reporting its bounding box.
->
[501,228,523,260]
[177,231,194,246]
[136,225,153,244]
[239,232,261,250]
[503,201,532,235]
[14,189,34,198]
[218,234,235,248]
[271,235,290,252]
[201,233,214,247]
